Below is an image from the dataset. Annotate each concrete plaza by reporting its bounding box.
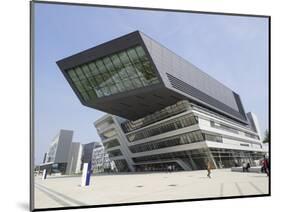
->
[34,169,269,209]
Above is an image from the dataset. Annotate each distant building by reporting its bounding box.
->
[92,143,113,173]
[81,142,98,163]
[80,142,99,171]
[80,142,115,173]
[40,129,82,175]
[66,142,83,174]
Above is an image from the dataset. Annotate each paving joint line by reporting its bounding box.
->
[35,183,86,206]
[35,184,71,207]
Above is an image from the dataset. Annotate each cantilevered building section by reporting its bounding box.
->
[57,31,266,172]
[57,31,247,124]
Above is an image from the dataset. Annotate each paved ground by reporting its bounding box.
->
[34,169,269,209]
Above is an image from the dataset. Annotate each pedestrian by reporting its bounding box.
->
[264,156,269,176]
[168,165,172,173]
[207,160,212,178]
[261,159,265,173]
[242,161,247,172]
[246,162,251,172]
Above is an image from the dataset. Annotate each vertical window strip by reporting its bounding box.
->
[67,45,160,100]
[125,49,146,87]
[70,67,90,101]
[116,53,137,90]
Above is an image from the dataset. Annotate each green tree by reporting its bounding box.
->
[263,129,269,143]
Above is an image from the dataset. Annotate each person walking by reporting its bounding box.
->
[264,156,269,176]
[207,160,212,178]
[261,159,265,173]
[246,162,251,172]
[242,161,247,172]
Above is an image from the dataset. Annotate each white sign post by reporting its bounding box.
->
[42,169,47,180]
[81,163,91,187]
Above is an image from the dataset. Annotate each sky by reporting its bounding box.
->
[34,3,269,165]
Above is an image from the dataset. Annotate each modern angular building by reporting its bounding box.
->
[66,142,83,174]
[91,142,114,173]
[80,142,98,165]
[94,115,135,172]
[39,129,82,175]
[57,31,266,172]
[80,141,114,173]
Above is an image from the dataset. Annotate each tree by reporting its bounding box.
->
[263,129,269,143]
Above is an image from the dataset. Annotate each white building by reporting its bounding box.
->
[95,100,266,172]
[40,129,82,175]
[92,143,115,173]
[66,142,83,174]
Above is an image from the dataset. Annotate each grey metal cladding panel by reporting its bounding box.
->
[166,73,247,121]
[55,130,73,163]
[233,92,246,117]
[140,32,168,84]
[246,113,257,132]
[89,85,179,120]
[57,31,143,70]
[140,32,239,112]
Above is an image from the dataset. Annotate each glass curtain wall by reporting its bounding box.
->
[132,148,211,170]
[129,130,204,153]
[127,115,198,142]
[122,100,191,133]
[66,45,160,101]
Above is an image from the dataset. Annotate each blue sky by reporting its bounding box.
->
[34,3,269,165]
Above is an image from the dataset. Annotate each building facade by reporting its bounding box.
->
[81,142,98,165]
[57,31,267,172]
[91,143,113,173]
[40,129,82,175]
[95,100,265,172]
[95,116,134,172]
[66,142,83,174]
[80,141,114,173]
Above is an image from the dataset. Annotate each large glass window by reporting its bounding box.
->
[121,100,191,133]
[132,148,210,170]
[104,139,120,149]
[129,130,204,153]
[127,115,198,142]
[210,120,239,134]
[66,45,160,100]
[114,159,130,172]
[205,134,223,143]
[107,149,123,157]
